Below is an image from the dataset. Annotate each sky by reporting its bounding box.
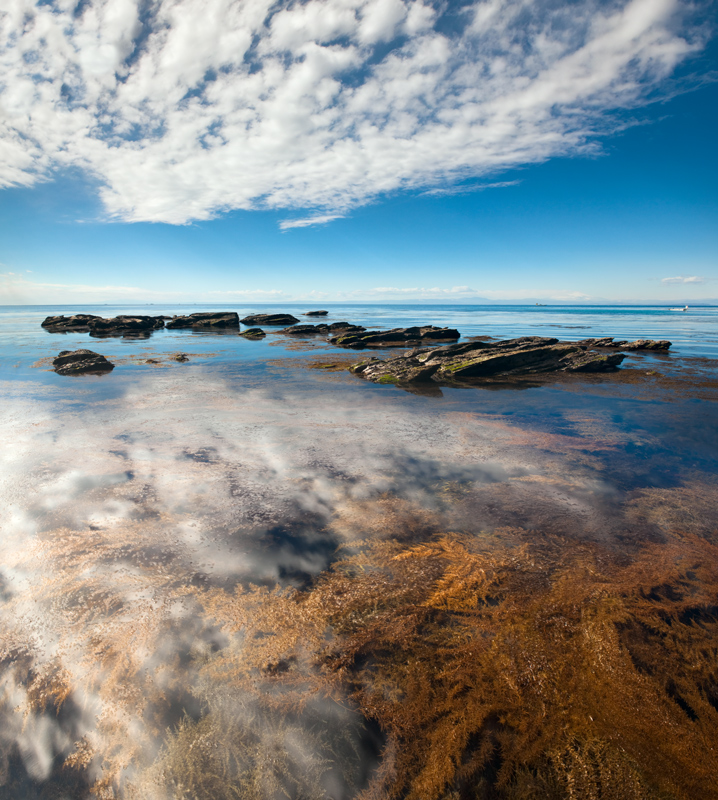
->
[0,0,716,305]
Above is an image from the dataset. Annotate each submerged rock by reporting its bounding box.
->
[331,326,460,349]
[41,314,101,331]
[239,327,266,338]
[88,315,165,335]
[350,336,626,385]
[240,313,299,326]
[165,312,239,329]
[53,349,114,375]
[304,310,328,316]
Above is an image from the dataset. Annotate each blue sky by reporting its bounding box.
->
[0,0,716,304]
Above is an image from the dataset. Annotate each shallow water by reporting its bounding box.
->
[1,306,717,799]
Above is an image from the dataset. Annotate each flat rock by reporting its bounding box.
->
[331,326,460,348]
[41,314,101,331]
[577,337,671,351]
[277,322,366,335]
[304,310,328,316]
[88,315,166,335]
[165,312,239,329]
[239,327,266,338]
[350,336,625,385]
[53,349,114,375]
[240,314,299,326]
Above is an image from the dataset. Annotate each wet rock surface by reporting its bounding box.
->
[350,336,627,384]
[41,314,101,331]
[239,327,266,338]
[53,349,115,375]
[577,337,672,351]
[165,312,239,329]
[88,315,166,335]
[278,322,366,335]
[331,326,460,348]
[240,313,299,326]
[303,310,328,316]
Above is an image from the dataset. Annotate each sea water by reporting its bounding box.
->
[0,305,717,798]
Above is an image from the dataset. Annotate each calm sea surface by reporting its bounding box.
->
[0,304,717,799]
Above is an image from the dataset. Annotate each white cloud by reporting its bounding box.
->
[0,0,705,224]
[661,275,706,284]
[279,213,345,230]
[422,180,521,197]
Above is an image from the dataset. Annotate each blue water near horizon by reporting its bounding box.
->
[2,303,717,365]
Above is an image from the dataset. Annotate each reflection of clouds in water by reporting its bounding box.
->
[0,370,643,796]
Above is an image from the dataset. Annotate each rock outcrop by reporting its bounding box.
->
[42,314,101,331]
[304,310,328,316]
[165,312,239,329]
[278,322,366,335]
[576,337,671,351]
[331,326,460,349]
[350,336,626,385]
[239,327,266,338]
[53,349,115,375]
[240,314,299,326]
[88,315,166,335]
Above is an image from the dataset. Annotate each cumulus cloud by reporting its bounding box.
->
[0,0,705,223]
[661,275,706,284]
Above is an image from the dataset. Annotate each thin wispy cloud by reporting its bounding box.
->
[279,214,345,231]
[661,275,706,284]
[0,0,705,225]
[422,180,521,198]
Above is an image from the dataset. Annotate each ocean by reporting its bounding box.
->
[0,304,717,799]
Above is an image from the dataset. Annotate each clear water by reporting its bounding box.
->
[0,304,717,799]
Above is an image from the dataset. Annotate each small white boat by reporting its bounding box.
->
[669,305,688,311]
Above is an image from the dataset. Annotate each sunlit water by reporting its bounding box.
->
[1,305,717,799]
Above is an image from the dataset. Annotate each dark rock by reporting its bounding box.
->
[239,328,266,338]
[240,314,299,326]
[327,322,366,332]
[41,314,101,332]
[88,315,165,336]
[53,349,114,375]
[331,326,460,349]
[577,337,671,351]
[165,312,239,329]
[304,310,329,316]
[173,353,189,362]
[350,336,625,385]
[278,324,328,335]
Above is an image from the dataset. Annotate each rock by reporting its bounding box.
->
[304,310,329,316]
[165,312,239,329]
[331,326,460,349]
[88,315,165,335]
[53,349,114,375]
[350,336,626,385]
[240,314,299,326]
[328,322,366,332]
[577,337,671,351]
[278,324,328,335]
[173,353,189,362]
[239,328,266,338]
[41,314,101,331]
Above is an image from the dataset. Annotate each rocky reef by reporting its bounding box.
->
[53,349,115,375]
[278,322,366,335]
[303,310,328,316]
[88,315,166,335]
[330,326,460,348]
[350,336,630,384]
[577,337,672,351]
[165,312,239,329]
[41,314,102,331]
[240,313,299,326]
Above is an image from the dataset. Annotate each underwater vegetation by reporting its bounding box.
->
[1,482,717,800]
